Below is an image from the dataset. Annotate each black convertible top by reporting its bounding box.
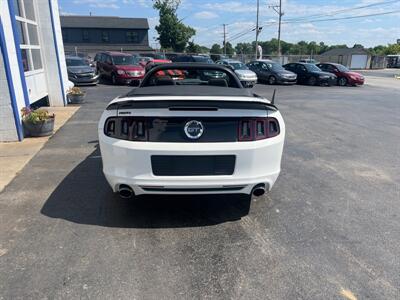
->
[124,85,254,98]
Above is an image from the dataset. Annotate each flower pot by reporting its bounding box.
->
[23,117,55,137]
[68,92,86,104]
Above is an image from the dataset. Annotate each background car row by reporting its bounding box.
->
[66,52,365,87]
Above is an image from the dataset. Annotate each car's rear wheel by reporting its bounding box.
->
[268,76,277,85]
[308,76,317,86]
[338,77,348,86]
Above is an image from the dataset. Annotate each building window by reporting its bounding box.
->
[101,31,109,42]
[82,29,89,41]
[14,0,43,73]
[126,31,138,43]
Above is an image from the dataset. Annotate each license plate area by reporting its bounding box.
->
[151,155,235,176]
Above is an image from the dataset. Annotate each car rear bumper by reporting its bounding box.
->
[99,134,284,196]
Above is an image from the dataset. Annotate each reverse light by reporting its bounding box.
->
[238,118,280,141]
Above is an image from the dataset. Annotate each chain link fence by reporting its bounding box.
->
[64,46,387,69]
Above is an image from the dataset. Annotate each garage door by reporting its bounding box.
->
[350,54,368,69]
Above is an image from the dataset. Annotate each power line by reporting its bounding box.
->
[227,8,400,44]
[227,26,256,41]
[255,0,260,59]
[283,9,400,24]
[284,0,400,22]
[209,1,400,45]
[228,28,257,43]
[223,24,227,54]
[269,0,284,57]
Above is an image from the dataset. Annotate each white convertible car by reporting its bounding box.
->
[98,63,285,199]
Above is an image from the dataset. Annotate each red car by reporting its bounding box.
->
[145,59,185,80]
[317,63,364,86]
[137,56,153,68]
[94,51,145,85]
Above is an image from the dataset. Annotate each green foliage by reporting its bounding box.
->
[383,43,400,55]
[186,41,201,53]
[224,42,234,55]
[199,45,210,53]
[210,44,222,54]
[353,43,364,49]
[235,42,254,55]
[21,107,54,124]
[153,0,195,52]
[186,41,209,54]
[368,43,400,55]
[231,39,352,55]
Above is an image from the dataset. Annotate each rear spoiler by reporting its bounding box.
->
[107,99,277,111]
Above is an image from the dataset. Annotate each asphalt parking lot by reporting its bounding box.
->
[0,72,399,299]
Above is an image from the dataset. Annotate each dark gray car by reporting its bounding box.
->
[66,56,99,85]
[247,60,297,85]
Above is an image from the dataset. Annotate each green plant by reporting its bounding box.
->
[153,0,195,52]
[67,87,85,95]
[21,107,54,124]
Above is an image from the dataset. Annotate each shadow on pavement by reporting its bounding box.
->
[41,148,251,228]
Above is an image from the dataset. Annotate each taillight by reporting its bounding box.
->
[104,117,148,141]
[238,118,280,141]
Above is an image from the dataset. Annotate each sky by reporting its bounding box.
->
[58,0,400,48]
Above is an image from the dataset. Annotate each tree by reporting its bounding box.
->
[235,42,253,55]
[353,44,364,49]
[153,0,195,52]
[225,42,234,55]
[384,43,400,55]
[199,46,210,53]
[186,41,201,53]
[210,43,222,54]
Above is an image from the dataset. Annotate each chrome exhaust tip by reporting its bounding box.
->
[118,184,134,199]
[252,184,266,197]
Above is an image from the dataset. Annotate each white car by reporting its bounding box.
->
[216,59,258,87]
[98,64,285,202]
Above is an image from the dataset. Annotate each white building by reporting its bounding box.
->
[0,0,69,141]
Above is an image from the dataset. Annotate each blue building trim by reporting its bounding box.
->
[48,0,67,105]
[0,19,23,141]
[7,0,30,108]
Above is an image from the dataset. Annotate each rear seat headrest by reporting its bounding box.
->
[208,78,228,87]
[156,76,175,86]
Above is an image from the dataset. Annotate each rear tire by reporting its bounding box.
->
[308,76,317,86]
[338,77,348,86]
[268,76,277,85]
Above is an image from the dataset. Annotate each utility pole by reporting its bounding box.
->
[269,0,284,59]
[223,24,227,55]
[255,0,259,59]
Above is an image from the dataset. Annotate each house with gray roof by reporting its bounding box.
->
[60,15,152,57]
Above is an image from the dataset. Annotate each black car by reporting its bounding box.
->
[172,55,214,64]
[283,62,336,86]
[247,60,297,85]
[66,56,99,85]
[172,55,226,81]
